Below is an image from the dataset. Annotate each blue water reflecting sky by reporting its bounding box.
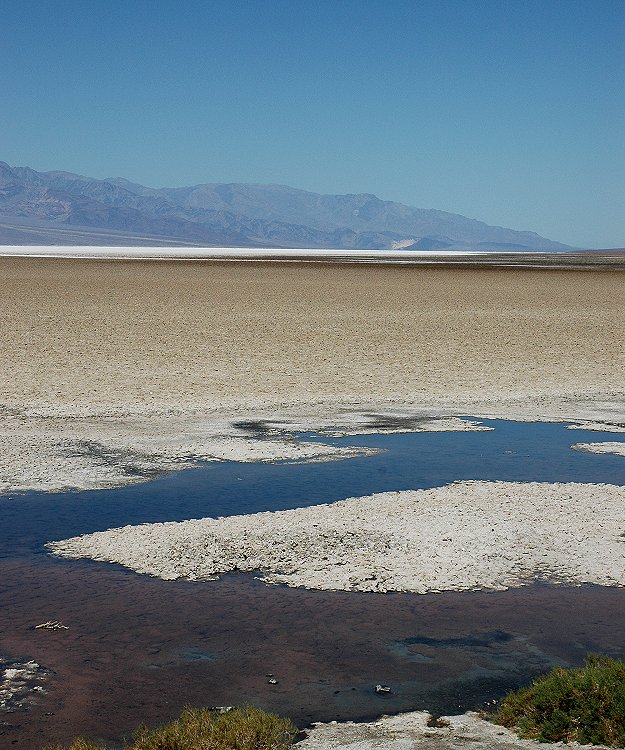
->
[2,419,624,556]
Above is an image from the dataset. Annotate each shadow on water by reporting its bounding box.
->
[1,419,625,748]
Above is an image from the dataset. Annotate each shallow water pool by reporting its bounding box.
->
[1,419,625,748]
[2,418,624,556]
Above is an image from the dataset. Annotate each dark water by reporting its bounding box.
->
[1,419,625,748]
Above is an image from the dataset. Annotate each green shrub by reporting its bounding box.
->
[493,655,625,746]
[46,705,297,750]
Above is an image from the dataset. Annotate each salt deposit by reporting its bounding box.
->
[0,658,48,712]
[300,710,612,750]
[48,481,625,594]
[249,414,493,437]
[572,442,625,458]
[0,412,384,495]
[2,257,625,494]
[0,412,491,495]
[566,421,625,433]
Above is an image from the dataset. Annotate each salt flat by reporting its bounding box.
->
[4,252,625,749]
[1,253,624,493]
[48,481,625,593]
[1,255,623,416]
[0,245,490,260]
[0,414,491,494]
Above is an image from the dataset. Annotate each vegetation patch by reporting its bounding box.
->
[46,705,297,750]
[493,655,625,746]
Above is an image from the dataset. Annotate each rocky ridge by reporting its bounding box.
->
[0,161,570,250]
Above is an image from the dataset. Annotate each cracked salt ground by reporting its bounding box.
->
[50,481,625,593]
[299,710,615,749]
[573,441,625,458]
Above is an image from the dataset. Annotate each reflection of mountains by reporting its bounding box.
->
[0,160,570,250]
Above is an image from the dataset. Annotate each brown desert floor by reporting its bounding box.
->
[1,257,624,416]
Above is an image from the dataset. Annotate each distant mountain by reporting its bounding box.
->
[0,161,572,250]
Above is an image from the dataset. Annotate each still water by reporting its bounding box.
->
[1,419,625,748]
[2,418,625,556]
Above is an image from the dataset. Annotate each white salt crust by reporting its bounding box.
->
[49,481,625,595]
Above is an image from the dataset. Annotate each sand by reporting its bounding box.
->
[1,256,625,493]
[300,711,613,749]
[48,480,625,593]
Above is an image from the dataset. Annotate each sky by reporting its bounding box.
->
[1,0,624,247]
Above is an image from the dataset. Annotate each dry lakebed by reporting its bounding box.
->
[1,253,625,749]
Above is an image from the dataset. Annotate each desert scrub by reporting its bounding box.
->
[46,705,297,750]
[494,655,625,746]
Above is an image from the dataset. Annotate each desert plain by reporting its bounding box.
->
[3,255,625,588]
[2,253,625,749]
[2,255,624,415]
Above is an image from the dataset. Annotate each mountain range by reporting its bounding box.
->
[0,161,571,250]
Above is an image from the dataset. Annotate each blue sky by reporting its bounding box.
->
[1,0,623,247]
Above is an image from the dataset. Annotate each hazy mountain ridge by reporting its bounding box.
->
[0,161,571,249]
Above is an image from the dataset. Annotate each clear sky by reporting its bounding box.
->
[1,0,623,247]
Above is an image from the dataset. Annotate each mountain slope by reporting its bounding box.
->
[0,161,571,250]
[162,182,559,249]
